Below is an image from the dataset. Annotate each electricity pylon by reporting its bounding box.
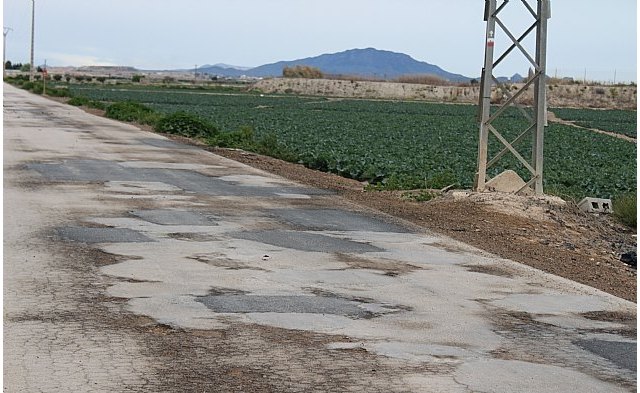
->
[475,0,551,195]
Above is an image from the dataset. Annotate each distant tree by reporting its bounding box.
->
[283,65,324,79]
[53,74,63,82]
[4,60,11,70]
[395,74,449,86]
[75,75,84,82]
[36,66,43,73]
[132,74,144,83]
[20,64,31,72]
[64,74,71,82]
[97,76,107,84]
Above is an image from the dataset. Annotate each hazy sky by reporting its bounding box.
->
[2,0,638,82]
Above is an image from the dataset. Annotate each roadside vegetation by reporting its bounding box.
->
[613,194,637,228]
[5,74,70,97]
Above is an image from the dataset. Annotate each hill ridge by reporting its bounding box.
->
[197,48,471,81]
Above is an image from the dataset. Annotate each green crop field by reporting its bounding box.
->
[69,85,637,200]
[551,107,637,138]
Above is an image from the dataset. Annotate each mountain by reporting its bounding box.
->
[196,64,252,75]
[496,73,525,83]
[196,64,247,77]
[196,48,471,81]
[246,48,470,81]
[211,63,252,71]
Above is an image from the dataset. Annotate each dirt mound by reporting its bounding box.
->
[254,78,637,109]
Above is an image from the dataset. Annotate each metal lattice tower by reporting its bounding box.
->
[475,0,551,195]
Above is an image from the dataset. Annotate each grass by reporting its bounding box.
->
[613,194,637,229]
[104,101,160,125]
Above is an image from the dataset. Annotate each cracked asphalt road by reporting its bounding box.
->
[3,84,636,392]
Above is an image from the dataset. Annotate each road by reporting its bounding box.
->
[3,83,636,392]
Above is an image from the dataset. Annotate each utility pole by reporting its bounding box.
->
[29,0,35,82]
[42,58,46,95]
[475,0,551,195]
[3,27,13,79]
[194,64,197,83]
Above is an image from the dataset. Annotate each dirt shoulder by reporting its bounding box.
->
[203,147,637,303]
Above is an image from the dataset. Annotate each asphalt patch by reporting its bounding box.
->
[574,339,636,372]
[268,208,409,232]
[56,227,153,243]
[230,230,382,253]
[130,209,219,226]
[28,159,331,197]
[197,294,373,318]
[137,138,199,150]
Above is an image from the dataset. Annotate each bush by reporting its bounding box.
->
[105,101,157,124]
[209,126,256,149]
[256,132,297,162]
[282,65,324,79]
[155,111,217,138]
[87,100,107,110]
[19,81,44,94]
[395,74,450,86]
[208,127,297,162]
[46,87,70,97]
[20,81,35,91]
[68,96,106,109]
[613,194,637,229]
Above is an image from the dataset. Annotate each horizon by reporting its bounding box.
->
[3,1,637,83]
[30,46,633,85]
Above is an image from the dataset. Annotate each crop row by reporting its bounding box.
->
[551,107,637,138]
[70,86,637,199]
